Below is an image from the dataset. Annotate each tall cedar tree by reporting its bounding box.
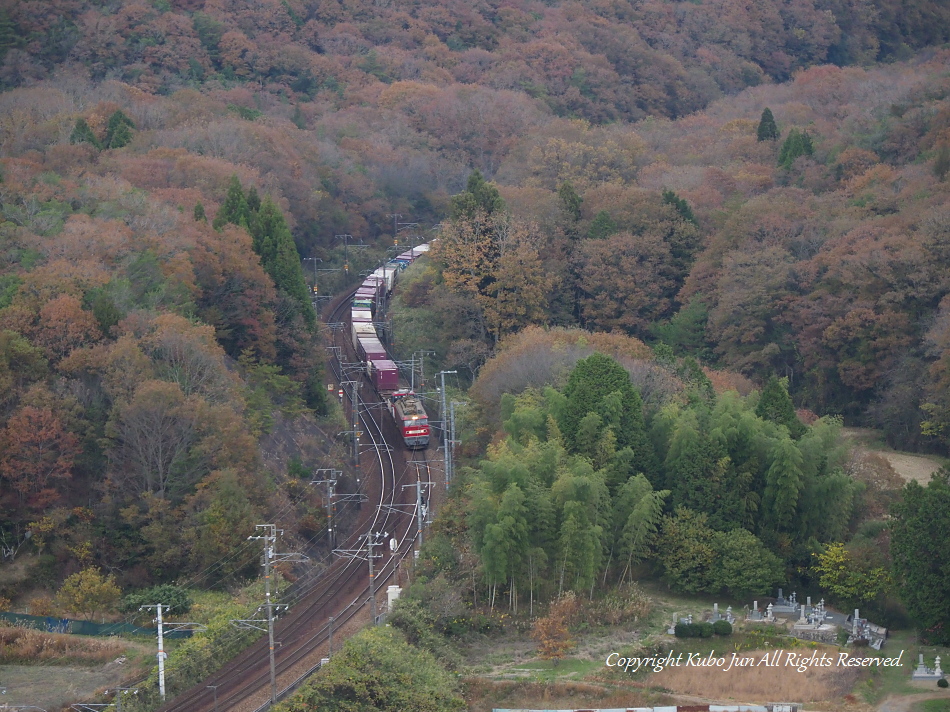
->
[662,189,697,225]
[450,169,505,221]
[557,180,583,226]
[212,177,314,327]
[757,108,780,141]
[213,176,250,230]
[559,352,654,474]
[756,376,806,438]
[778,129,814,168]
[588,210,617,240]
[890,470,950,644]
[69,119,101,149]
[104,110,134,148]
[253,197,315,327]
[934,144,950,181]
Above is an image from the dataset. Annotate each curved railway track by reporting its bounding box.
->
[155,284,432,712]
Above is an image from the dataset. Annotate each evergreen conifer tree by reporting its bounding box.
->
[587,210,617,240]
[756,376,806,438]
[757,107,779,141]
[104,110,135,148]
[890,470,950,644]
[450,169,505,221]
[193,202,206,222]
[557,181,582,224]
[662,189,697,225]
[69,118,102,149]
[292,103,306,129]
[778,129,814,169]
[107,120,133,149]
[0,9,20,64]
[213,176,249,230]
[253,196,315,327]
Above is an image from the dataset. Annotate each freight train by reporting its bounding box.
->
[349,245,431,449]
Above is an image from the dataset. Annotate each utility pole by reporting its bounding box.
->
[328,615,334,658]
[386,213,402,240]
[367,531,380,625]
[302,257,321,295]
[311,469,341,552]
[335,234,367,274]
[233,525,308,704]
[139,605,206,701]
[112,687,137,712]
[151,603,166,701]
[309,469,363,554]
[411,350,435,390]
[206,685,219,712]
[449,401,467,489]
[335,234,353,274]
[437,371,456,488]
[402,468,434,555]
[339,380,361,466]
[335,530,387,625]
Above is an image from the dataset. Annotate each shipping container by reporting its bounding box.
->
[369,359,399,392]
[357,337,387,362]
[351,321,377,351]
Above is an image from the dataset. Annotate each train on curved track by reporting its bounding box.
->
[350,244,431,449]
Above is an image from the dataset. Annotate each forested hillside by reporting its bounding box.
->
[1,0,950,617]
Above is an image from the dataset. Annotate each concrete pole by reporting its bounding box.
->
[368,533,377,625]
[415,479,423,550]
[438,371,456,488]
[156,604,166,700]
[265,535,277,704]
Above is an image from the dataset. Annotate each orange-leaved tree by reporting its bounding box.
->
[531,592,578,666]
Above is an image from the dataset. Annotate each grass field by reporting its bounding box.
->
[913,701,950,712]
[852,630,950,705]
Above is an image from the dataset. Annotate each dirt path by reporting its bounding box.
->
[877,690,950,711]
[841,428,944,483]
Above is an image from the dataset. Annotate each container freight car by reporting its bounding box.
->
[352,321,377,351]
[349,242,434,449]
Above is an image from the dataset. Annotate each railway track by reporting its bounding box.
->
[155,285,431,712]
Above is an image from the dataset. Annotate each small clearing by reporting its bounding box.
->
[1,662,135,710]
[841,428,944,484]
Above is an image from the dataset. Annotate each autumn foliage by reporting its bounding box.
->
[1,0,950,613]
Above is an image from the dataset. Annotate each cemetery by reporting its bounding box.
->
[741,589,886,648]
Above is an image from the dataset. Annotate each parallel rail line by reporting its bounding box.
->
[155,286,426,712]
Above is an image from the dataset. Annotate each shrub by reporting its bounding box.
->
[938,678,948,688]
[56,568,121,620]
[712,619,733,636]
[674,622,695,638]
[696,622,715,638]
